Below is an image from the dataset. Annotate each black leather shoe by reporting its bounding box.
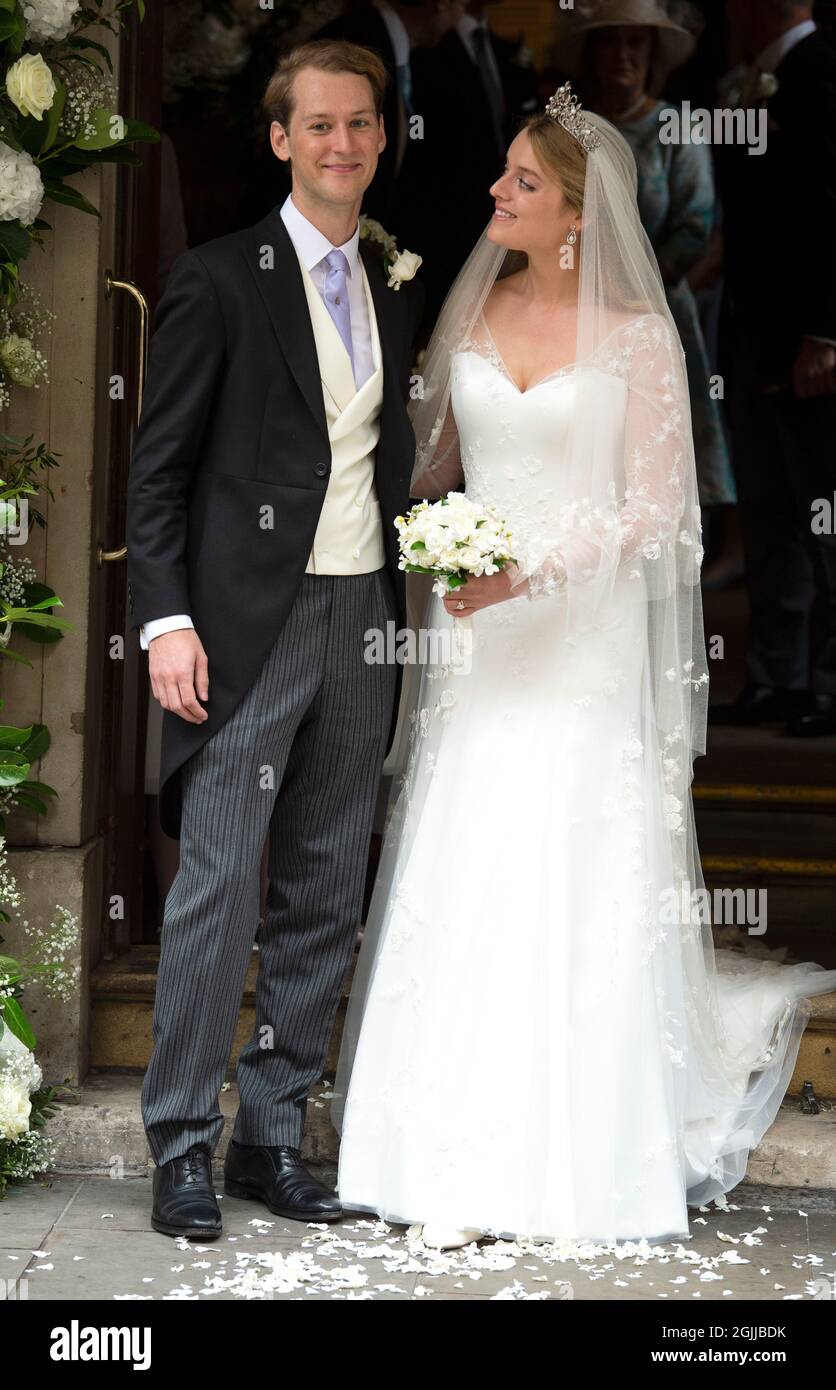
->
[224,1140,342,1222]
[710,684,808,726]
[151,1144,222,1240]
[786,692,836,737]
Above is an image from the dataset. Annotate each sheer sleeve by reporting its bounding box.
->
[508,315,692,602]
[409,394,464,500]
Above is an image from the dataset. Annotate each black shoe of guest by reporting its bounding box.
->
[710,684,807,726]
[224,1139,342,1222]
[785,692,836,737]
[151,1143,222,1239]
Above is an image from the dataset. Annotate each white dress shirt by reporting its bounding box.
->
[140,193,379,649]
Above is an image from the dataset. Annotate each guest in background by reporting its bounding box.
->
[315,0,466,235]
[713,0,836,734]
[552,0,737,535]
[406,0,540,332]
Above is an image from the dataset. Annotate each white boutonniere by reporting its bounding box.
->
[359,214,422,290]
[755,71,779,100]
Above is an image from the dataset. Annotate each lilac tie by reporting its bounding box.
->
[321,248,355,380]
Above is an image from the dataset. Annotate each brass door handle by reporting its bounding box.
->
[97,269,150,568]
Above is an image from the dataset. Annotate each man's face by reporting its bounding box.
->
[270,68,386,208]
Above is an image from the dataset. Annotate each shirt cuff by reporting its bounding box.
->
[139,614,194,650]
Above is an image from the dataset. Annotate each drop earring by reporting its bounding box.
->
[566,223,578,245]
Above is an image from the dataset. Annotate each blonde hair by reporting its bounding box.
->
[262,39,389,131]
[495,111,588,282]
[518,111,588,215]
[503,110,650,313]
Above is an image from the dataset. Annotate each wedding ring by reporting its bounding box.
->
[456,600,466,610]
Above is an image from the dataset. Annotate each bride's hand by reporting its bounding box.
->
[442,565,526,614]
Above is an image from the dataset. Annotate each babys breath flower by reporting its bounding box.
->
[58,61,117,143]
[0,838,24,913]
[0,144,43,225]
[358,215,398,259]
[0,333,48,388]
[6,53,57,120]
[0,552,37,607]
[22,0,80,44]
[3,1126,56,1178]
[24,903,81,1000]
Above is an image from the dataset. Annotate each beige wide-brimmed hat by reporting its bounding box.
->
[552,0,698,89]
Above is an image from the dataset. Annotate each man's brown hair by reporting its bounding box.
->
[262,38,389,130]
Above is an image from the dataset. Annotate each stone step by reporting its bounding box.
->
[45,1073,338,1171]
[42,1073,836,1191]
[697,725,836,787]
[701,854,836,881]
[90,946,836,1098]
[693,782,836,810]
[695,806,836,861]
[91,945,351,1078]
[701,884,836,969]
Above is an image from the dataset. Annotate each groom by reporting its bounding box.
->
[126,39,423,1238]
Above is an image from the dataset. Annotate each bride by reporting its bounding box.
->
[330,84,836,1251]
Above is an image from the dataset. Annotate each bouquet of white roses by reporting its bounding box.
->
[394,492,516,662]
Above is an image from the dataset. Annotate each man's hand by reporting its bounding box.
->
[148,629,209,723]
[441,565,525,615]
[792,338,836,399]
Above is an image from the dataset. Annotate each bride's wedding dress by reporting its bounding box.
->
[332,310,836,1245]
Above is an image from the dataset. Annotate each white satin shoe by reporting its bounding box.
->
[419,1223,482,1250]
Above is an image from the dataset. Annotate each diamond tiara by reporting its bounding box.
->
[544,82,601,152]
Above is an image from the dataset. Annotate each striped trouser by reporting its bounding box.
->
[141,569,397,1165]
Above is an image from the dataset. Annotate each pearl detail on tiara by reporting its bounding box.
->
[544,81,601,152]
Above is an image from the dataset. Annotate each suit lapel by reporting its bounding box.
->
[243,207,330,444]
[358,238,401,422]
[243,207,403,447]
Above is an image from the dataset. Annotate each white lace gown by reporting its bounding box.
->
[335,313,836,1244]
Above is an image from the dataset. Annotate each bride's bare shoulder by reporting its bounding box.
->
[483,271,527,310]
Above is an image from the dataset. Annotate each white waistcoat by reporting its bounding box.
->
[295,251,386,574]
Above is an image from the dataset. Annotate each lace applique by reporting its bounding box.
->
[502,315,702,603]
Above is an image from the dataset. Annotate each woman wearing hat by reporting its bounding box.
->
[552,0,738,556]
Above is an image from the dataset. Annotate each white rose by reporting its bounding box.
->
[0,332,43,386]
[0,143,44,224]
[0,1077,31,1140]
[387,249,422,289]
[6,54,56,121]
